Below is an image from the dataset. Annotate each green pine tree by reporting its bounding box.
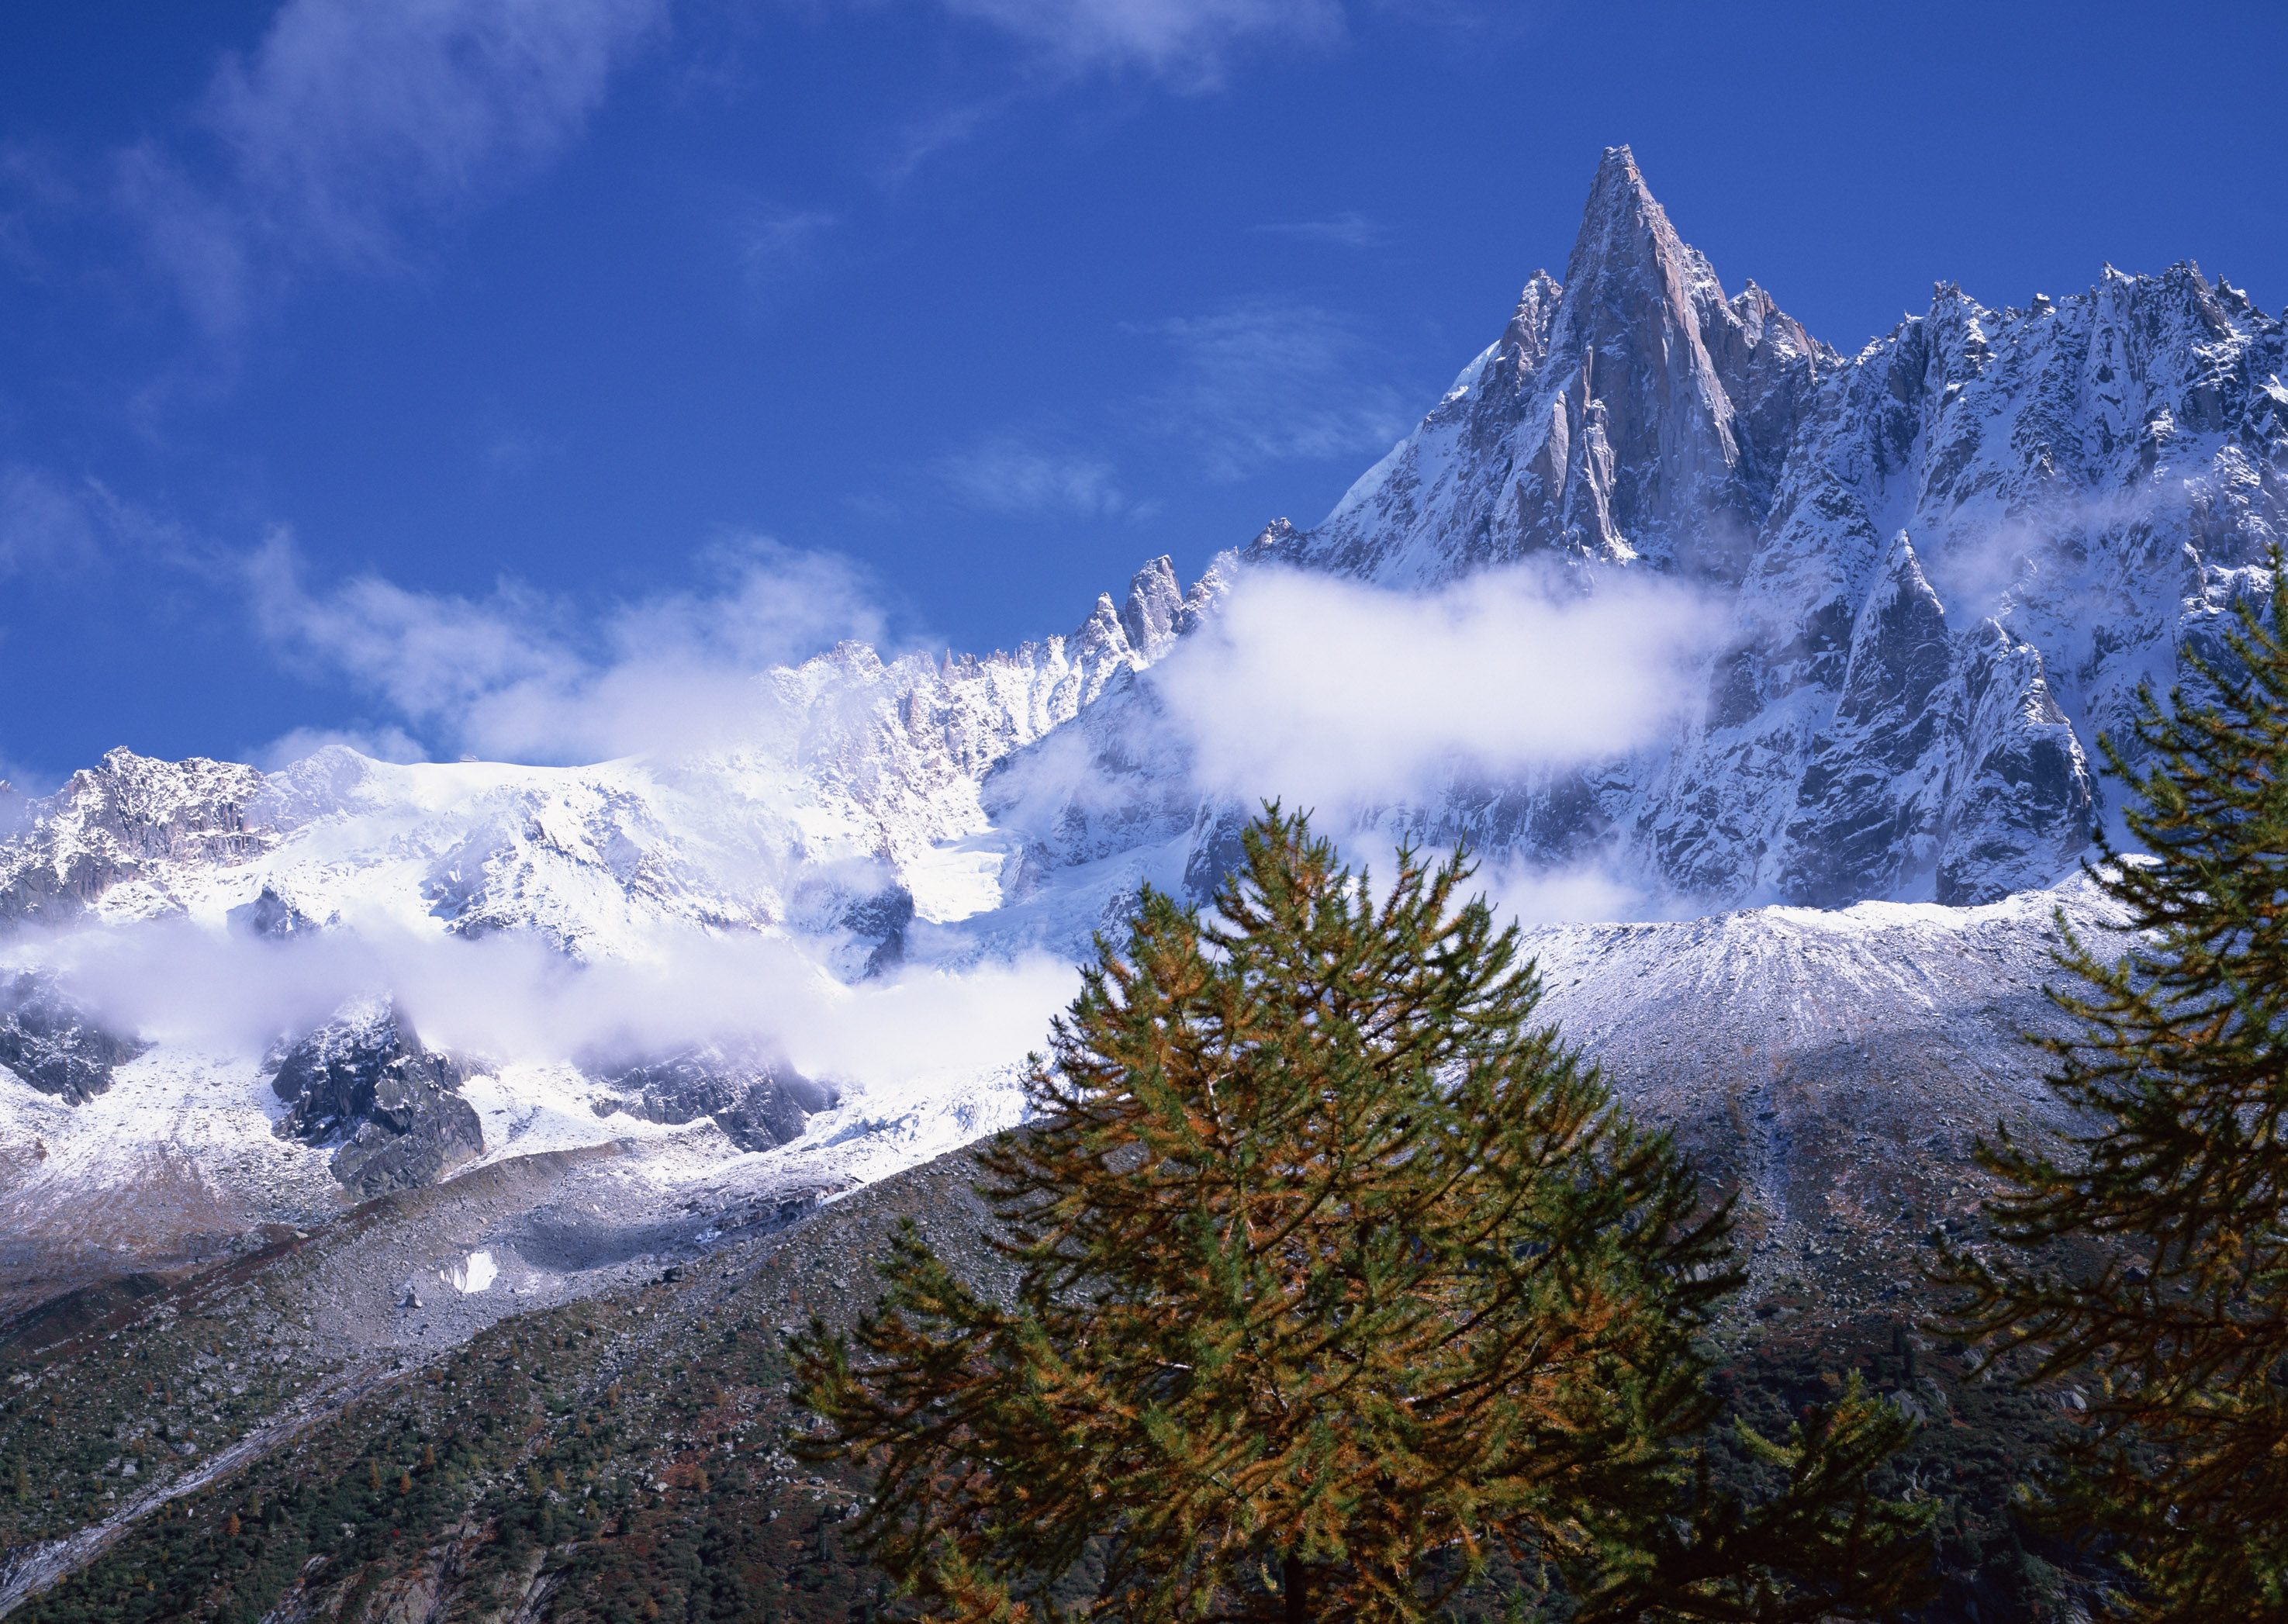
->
[1941,560,2288,1619]
[798,807,1928,1624]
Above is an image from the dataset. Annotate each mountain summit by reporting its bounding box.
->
[1263,149,2283,908]
[1284,146,1830,585]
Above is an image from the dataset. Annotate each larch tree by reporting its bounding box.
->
[798,807,1928,1624]
[1941,561,2288,1619]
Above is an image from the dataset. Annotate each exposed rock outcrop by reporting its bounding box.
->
[0,973,146,1104]
[588,1046,835,1152]
[271,1000,484,1197]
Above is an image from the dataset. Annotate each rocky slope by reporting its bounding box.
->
[0,1132,2104,1624]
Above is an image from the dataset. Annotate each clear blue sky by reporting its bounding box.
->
[2,0,2282,782]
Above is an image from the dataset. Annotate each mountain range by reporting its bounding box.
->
[1,143,2283,1323]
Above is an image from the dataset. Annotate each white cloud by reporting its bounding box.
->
[1151,564,1725,810]
[478,422,566,478]
[938,0,1343,87]
[254,724,430,770]
[247,532,894,763]
[0,465,192,579]
[1139,301,1415,480]
[880,97,1014,188]
[119,0,665,333]
[1477,855,1665,928]
[934,437,1149,520]
[1253,211,1383,248]
[24,910,1076,1096]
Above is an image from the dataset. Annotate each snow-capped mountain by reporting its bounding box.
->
[1261,145,2283,909]
[2,147,2282,1303]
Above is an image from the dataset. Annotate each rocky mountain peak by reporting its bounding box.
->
[1281,150,1827,585]
[1543,147,1828,576]
[1116,556,1185,660]
[1238,149,2283,912]
[0,748,275,928]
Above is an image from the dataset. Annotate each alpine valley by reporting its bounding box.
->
[1,148,2283,1622]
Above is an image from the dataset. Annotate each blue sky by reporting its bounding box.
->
[2,0,2283,783]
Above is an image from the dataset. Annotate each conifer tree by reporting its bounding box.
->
[797,808,1927,1624]
[1941,564,2288,1619]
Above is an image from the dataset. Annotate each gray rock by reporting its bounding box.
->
[0,973,146,1104]
[1775,535,2095,905]
[587,1045,835,1152]
[841,886,915,978]
[271,1000,484,1197]
[226,884,321,940]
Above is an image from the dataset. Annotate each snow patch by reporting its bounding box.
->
[445,1249,497,1294]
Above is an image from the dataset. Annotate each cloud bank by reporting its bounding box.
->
[20,914,1075,1100]
[1152,563,1723,810]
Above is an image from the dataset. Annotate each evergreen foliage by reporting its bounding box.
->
[797,808,1928,1624]
[1941,562,2288,1619]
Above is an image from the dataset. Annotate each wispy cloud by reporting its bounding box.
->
[252,724,431,770]
[937,0,1343,88]
[247,532,896,764]
[933,436,1153,520]
[0,465,194,580]
[0,466,106,579]
[1137,300,1414,480]
[738,205,838,302]
[116,0,666,336]
[880,96,1017,189]
[1253,210,1384,248]
[478,423,566,479]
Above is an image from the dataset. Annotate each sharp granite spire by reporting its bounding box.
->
[1267,147,1828,586]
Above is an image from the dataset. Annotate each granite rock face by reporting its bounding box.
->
[0,973,146,1105]
[271,1000,485,1197]
[589,1047,836,1152]
[1282,150,1829,585]
[1252,145,2281,908]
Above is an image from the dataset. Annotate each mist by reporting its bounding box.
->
[11,914,1077,1094]
[246,531,902,765]
[1150,564,1724,812]
[0,546,1740,1102]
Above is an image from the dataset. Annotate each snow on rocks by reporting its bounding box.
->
[1254,145,2284,912]
[0,150,2278,1276]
